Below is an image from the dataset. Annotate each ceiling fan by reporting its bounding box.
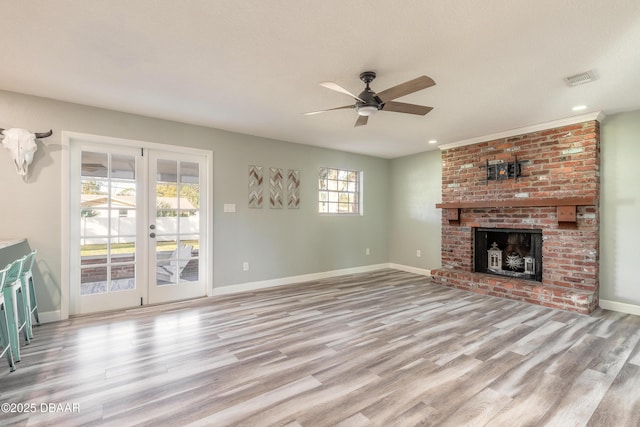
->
[305,71,435,127]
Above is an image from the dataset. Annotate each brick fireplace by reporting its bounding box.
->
[431,119,600,314]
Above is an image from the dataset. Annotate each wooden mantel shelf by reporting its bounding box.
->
[436,197,596,223]
[435,197,596,209]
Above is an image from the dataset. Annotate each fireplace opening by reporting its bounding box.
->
[474,228,542,282]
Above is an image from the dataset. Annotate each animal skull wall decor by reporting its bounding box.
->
[0,127,53,178]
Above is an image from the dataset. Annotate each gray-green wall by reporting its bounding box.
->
[600,110,640,307]
[0,90,389,315]
[388,150,442,270]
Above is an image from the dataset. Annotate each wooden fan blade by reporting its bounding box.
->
[303,105,354,115]
[354,115,369,127]
[320,82,365,102]
[376,75,435,102]
[382,101,433,116]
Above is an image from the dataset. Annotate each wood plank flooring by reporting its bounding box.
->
[1,269,639,426]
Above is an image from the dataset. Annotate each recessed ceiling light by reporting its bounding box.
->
[572,105,587,111]
[428,139,438,144]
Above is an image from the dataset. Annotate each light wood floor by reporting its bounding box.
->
[1,269,640,426]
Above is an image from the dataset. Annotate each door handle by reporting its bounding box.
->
[149,232,156,238]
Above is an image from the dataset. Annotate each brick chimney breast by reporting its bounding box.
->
[431,121,600,314]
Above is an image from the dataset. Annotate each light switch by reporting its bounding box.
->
[223,203,236,213]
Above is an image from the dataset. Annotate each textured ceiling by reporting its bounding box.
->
[1,0,639,158]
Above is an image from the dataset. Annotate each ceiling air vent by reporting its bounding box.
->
[564,70,597,87]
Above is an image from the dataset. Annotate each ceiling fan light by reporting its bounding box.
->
[357,105,378,116]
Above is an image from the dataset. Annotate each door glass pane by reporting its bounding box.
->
[81,176,108,225]
[180,162,199,184]
[181,206,199,234]
[156,236,178,286]
[81,209,108,237]
[111,154,136,179]
[110,264,135,292]
[157,159,177,183]
[111,180,136,200]
[155,239,197,284]
[110,209,136,236]
[156,210,178,234]
[110,238,135,264]
[81,237,108,265]
[157,191,179,211]
[180,160,199,235]
[181,184,200,210]
[156,176,179,235]
[81,152,108,178]
[81,266,107,295]
[180,235,198,282]
[81,178,108,196]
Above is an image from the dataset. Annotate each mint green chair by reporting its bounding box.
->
[2,258,30,362]
[0,265,17,371]
[20,250,39,339]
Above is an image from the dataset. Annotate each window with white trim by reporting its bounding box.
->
[318,167,362,214]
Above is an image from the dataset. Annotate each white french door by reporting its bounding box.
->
[69,139,209,315]
[72,145,145,314]
[147,151,206,305]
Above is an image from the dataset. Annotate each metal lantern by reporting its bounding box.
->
[524,256,535,275]
[488,242,502,270]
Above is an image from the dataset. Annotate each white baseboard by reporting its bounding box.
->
[37,310,61,324]
[388,263,432,276]
[599,299,640,316]
[212,263,392,295]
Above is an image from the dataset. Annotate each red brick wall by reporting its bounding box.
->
[431,120,600,314]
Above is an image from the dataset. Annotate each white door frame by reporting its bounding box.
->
[61,131,213,320]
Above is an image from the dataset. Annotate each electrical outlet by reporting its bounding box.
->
[416,249,421,257]
[243,262,249,271]
[365,248,370,255]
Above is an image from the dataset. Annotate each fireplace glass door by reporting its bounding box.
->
[474,228,542,282]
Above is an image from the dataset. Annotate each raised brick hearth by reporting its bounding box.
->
[431,120,600,314]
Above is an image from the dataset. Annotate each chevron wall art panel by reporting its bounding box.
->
[270,167,284,209]
[287,169,300,209]
[248,165,263,208]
